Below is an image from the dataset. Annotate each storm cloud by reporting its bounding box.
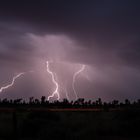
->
[0,0,140,101]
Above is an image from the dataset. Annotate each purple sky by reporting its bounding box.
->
[0,0,140,101]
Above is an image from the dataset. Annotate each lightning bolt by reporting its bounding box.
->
[72,65,85,100]
[65,87,69,101]
[0,73,25,93]
[63,84,69,101]
[46,61,60,101]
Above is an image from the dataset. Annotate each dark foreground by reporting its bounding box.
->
[0,108,140,140]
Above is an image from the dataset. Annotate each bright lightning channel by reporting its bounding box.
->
[0,73,25,93]
[46,61,60,101]
[72,65,85,100]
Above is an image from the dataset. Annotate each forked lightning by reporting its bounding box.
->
[46,61,60,100]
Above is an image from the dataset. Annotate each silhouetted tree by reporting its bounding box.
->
[41,96,46,104]
[29,97,34,104]
[125,99,130,105]
[112,100,119,107]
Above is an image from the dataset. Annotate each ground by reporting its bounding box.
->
[0,108,140,140]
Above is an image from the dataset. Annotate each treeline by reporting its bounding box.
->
[0,97,140,109]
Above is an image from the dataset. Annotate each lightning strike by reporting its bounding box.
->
[72,65,85,100]
[62,84,69,101]
[65,87,69,101]
[46,61,60,100]
[0,73,25,93]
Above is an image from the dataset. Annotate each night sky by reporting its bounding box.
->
[0,0,140,101]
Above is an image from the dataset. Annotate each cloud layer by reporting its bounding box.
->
[0,0,140,101]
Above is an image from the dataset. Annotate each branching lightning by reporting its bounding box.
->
[72,65,85,100]
[0,60,86,101]
[46,61,60,100]
[0,73,25,93]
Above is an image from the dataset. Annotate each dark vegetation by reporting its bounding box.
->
[0,97,140,140]
[0,97,140,109]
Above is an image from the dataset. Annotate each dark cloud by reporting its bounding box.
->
[0,0,140,100]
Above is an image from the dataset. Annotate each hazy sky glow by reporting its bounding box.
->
[0,0,140,101]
